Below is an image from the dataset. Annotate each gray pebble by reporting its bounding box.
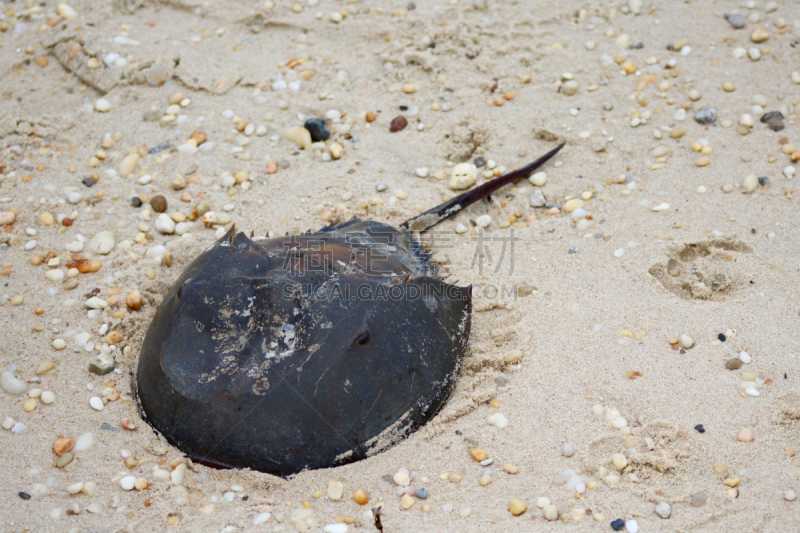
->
[545,201,561,209]
[474,156,487,168]
[694,108,717,125]
[757,176,770,186]
[415,488,429,499]
[376,183,388,192]
[89,353,116,375]
[277,160,290,169]
[725,13,746,29]
[690,492,708,507]
[529,190,546,207]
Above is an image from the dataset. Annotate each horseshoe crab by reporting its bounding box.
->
[136,144,563,476]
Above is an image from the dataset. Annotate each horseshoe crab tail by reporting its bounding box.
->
[398,143,565,232]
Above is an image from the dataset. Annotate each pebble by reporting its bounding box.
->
[562,443,574,457]
[726,13,746,29]
[626,520,639,533]
[0,212,15,225]
[739,350,752,364]
[737,428,754,442]
[691,492,708,506]
[471,448,488,461]
[655,501,671,518]
[487,412,508,428]
[89,396,104,411]
[504,463,518,474]
[41,391,55,404]
[449,163,477,190]
[786,490,797,502]
[327,480,344,500]
[529,171,547,186]
[509,499,527,516]
[393,472,410,487]
[304,117,330,142]
[543,504,559,520]
[95,99,111,112]
[400,493,415,509]
[475,215,492,228]
[1,372,28,396]
[750,28,769,43]
[387,115,409,132]
[726,358,743,370]
[150,195,168,213]
[155,214,176,234]
[611,518,626,530]
[530,190,546,207]
[680,334,694,348]
[612,453,628,471]
[286,127,312,149]
[118,152,141,178]
[120,476,136,491]
[479,475,492,486]
[694,108,717,124]
[324,525,348,533]
[89,231,115,255]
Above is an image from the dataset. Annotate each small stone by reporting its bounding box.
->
[56,452,74,468]
[785,490,797,501]
[389,116,408,132]
[95,99,111,112]
[543,505,559,521]
[155,213,176,234]
[694,108,717,125]
[89,231,115,255]
[529,190,546,207]
[530,171,547,186]
[329,142,344,160]
[53,437,76,456]
[450,163,478,190]
[737,428,754,442]
[150,195,168,213]
[695,156,710,167]
[611,518,626,531]
[695,424,705,433]
[37,361,55,374]
[120,476,136,491]
[655,501,671,518]
[670,127,687,138]
[612,453,628,471]
[286,127,312,149]
[0,212,16,225]
[742,174,758,192]
[503,463,518,474]
[724,478,741,487]
[400,493,415,509]
[679,334,694,348]
[691,492,708,507]
[509,499,527,516]
[471,448,487,461]
[562,80,579,95]
[415,488,428,499]
[562,443,574,457]
[89,353,115,375]
[126,291,143,310]
[327,480,344,500]
[562,199,583,213]
[625,520,639,533]
[726,13,746,29]
[393,472,410,487]
[750,28,769,43]
[304,117,330,142]
[1,372,28,396]
[118,152,141,178]
[726,358,743,370]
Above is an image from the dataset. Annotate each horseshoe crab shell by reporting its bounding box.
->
[135,143,563,476]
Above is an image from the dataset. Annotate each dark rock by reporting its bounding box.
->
[694,424,705,433]
[82,177,97,187]
[474,155,486,168]
[718,333,726,342]
[725,358,743,370]
[415,488,429,499]
[758,176,770,186]
[761,111,784,132]
[389,116,408,132]
[18,492,31,500]
[611,518,626,531]
[130,197,143,208]
[303,117,330,142]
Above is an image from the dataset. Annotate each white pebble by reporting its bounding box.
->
[12,422,26,434]
[415,167,429,178]
[625,519,639,533]
[475,215,492,228]
[1,372,28,396]
[95,99,111,112]
[2,417,15,430]
[652,202,670,211]
[89,231,116,255]
[487,412,509,428]
[739,351,752,364]
[253,513,271,525]
[89,396,104,411]
[155,214,176,234]
[324,525,348,533]
[120,476,136,491]
[614,248,625,258]
[562,443,574,457]
[52,339,66,350]
[680,334,694,348]
[785,490,797,501]
[529,171,547,186]
[41,391,55,404]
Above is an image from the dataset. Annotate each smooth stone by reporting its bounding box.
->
[89,353,115,375]
[1,372,28,396]
[562,443,575,457]
[415,488,428,499]
[120,476,136,491]
[694,108,717,124]
[726,13,745,28]
[611,518,625,531]
[737,428,754,442]
[625,520,639,533]
[155,214,176,234]
[726,358,743,370]
[655,501,671,518]
[529,190,546,207]
[323,525,348,533]
[543,505,559,520]
[89,231,116,255]
[691,492,708,506]
[327,480,344,500]
[89,397,104,411]
[393,472,410,487]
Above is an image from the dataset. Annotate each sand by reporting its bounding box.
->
[1,0,799,531]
